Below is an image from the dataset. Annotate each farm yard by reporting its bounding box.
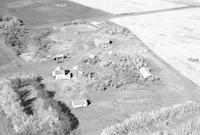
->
[0,0,200,135]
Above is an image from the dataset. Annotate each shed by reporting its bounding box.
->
[72,99,88,108]
[139,67,152,79]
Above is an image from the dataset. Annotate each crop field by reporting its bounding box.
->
[70,0,186,14]
[0,0,110,27]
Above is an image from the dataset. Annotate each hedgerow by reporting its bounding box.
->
[101,101,200,135]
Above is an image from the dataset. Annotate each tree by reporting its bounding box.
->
[32,28,54,57]
[0,15,27,55]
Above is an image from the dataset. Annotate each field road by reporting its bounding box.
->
[0,39,24,66]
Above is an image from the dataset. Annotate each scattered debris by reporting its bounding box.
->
[82,71,97,79]
[188,57,200,63]
[64,19,87,26]
[102,26,130,35]
[100,60,112,67]
[72,99,89,108]
[52,66,73,80]
[90,21,102,28]
[93,37,112,48]
[82,55,101,65]
[19,52,35,62]
[53,54,65,63]
[53,53,71,63]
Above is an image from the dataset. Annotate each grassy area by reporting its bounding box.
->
[0,0,110,27]
[0,48,12,66]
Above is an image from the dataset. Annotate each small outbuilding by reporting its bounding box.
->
[52,66,73,80]
[53,54,65,63]
[139,67,152,79]
[72,99,89,108]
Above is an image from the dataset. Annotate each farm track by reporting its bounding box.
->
[114,5,199,18]
[0,39,24,66]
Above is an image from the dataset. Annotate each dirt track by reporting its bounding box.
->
[0,39,24,66]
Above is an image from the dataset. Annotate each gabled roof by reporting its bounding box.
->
[53,66,70,76]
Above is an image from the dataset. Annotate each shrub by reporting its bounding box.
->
[0,16,24,29]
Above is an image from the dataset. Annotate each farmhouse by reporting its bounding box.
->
[52,66,73,80]
[93,37,112,48]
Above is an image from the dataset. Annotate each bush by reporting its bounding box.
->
[0,16,24,29]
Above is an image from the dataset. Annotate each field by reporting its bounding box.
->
[0,0,110,27]
[70,0,186,14]
[111,8,200,87]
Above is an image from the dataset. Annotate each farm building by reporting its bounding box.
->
[52,66,73,80]
[93,37,112,48]
[53,54,65,63]
[72,99,88,108]
[139,67,152,79]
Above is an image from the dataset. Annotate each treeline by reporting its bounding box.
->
[101,101,200,135]
[0,75,79,135]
